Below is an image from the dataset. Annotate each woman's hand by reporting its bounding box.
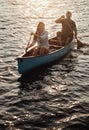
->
[30,32,39,37]
[30,32,34,35]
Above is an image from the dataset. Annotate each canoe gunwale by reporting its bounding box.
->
[17,41,73,74]
[17,46,65,60]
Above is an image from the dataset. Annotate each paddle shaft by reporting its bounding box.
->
[64,19,85,48]
[26,44,37,52]
[25,35,32,52]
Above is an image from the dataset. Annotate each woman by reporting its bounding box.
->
[27,22,49,56]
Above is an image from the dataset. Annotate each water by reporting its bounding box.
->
[0,0,89,130]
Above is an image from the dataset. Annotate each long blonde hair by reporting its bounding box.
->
[33,22,45,41]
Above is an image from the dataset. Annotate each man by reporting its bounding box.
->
[55,11,77,44]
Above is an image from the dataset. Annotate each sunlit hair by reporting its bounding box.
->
[37,22,45,28]
[66,11,72,17]
[34,22,45,41]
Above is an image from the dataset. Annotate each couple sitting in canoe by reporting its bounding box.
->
[26,11,77,56]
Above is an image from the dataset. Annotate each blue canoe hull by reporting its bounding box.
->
[17,41,73,74]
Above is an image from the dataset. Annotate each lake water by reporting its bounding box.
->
[0,0,89,130]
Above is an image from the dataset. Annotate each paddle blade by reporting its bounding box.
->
[77,39,84,48]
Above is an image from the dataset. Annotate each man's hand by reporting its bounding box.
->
[60,15,65,19]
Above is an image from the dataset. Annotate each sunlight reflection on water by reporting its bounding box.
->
[0,0,89,130]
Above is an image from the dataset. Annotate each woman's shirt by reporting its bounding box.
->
[37,30,49,48]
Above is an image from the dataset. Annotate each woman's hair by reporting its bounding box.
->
[37,22,45,28]
[34,22,45,41]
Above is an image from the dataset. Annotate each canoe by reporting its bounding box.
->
[17,40,74,74]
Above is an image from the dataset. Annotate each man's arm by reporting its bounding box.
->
[73,24,77,39]
[55,15,65,23]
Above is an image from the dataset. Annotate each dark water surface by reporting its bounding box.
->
[0,0,89,130]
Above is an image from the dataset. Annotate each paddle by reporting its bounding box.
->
[75,37,89,49]
[60,18,88,49]
[25,35,32,53]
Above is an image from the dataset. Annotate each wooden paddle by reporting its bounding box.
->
[75,38,89,49]
[22,44,37,57]
[62,18,88,49]
[25,35,32,53]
